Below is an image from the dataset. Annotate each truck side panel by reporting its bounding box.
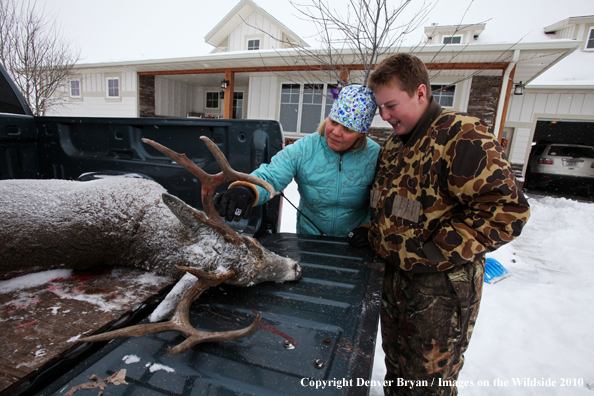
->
[1,116,285,235]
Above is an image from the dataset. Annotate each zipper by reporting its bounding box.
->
[334,153,343,232]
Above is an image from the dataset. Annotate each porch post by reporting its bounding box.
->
[497,65,516,141]
[223,70,235,119]
[340,69,349,85]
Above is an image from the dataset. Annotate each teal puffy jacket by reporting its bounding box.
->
[252,132,380,237]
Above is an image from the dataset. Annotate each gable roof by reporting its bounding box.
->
[424,23,486,42]
[544,15,594,34]
[204,0,308,50]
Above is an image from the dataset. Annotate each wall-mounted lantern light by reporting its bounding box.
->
[514,81,525,95]
[220,79,230,99]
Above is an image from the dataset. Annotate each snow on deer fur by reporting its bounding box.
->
[0,177,299,286]
[0,136,302,355]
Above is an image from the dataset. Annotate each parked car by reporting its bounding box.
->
[525,143,594,195]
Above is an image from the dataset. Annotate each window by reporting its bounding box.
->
[300,84,324,133]
[106,77,119,98]
[443,35,462,44]
[279,84,300,132]
[431,84,456,107]
[548,145,594,158]
[279,83,337,134]
[70,79,81,97]
[233,92,244,119]
[247,39,260,51]
[587,27,594,50]
[206,92,219,109]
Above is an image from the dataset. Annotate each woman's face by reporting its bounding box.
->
[324,119,363,153]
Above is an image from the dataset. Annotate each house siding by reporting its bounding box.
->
[509,127,532,165]
[247,76,278,120]
[504,91,594,168]
[47,70,137,117]
[508,92,594,121]
[228,12,281,51]
[155,77,202,118]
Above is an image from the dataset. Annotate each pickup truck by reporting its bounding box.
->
[0,63,384,396]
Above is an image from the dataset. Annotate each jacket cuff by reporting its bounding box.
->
[228,181,259,206]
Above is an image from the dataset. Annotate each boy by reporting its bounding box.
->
[367,53,530,395]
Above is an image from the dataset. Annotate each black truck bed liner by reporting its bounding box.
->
[32,234,384,396]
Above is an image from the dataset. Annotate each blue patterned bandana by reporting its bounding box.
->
[328,84,377,134]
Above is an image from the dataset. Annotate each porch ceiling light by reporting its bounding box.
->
[514,81,525,95]
[220,79,230,90]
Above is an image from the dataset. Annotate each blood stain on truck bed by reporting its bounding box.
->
[0,266,175,395]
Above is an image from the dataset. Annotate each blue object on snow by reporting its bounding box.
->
[484,258,510,284]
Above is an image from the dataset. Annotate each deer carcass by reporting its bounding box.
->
[0,136,301,355]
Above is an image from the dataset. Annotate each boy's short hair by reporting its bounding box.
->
[368,53,433,100]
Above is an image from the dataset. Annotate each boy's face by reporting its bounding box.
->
[374,82,429,136]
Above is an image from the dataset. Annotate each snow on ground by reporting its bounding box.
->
[281,181,594,395]
[279,179,300,234]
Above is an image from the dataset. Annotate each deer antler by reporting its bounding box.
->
[79,267,262,355]
[78,137,277,354]
[141,136,275,246]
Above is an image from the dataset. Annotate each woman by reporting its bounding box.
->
[216,84,380,242]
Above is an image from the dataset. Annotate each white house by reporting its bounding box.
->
[48,0,591,176]
[503,16,594,173]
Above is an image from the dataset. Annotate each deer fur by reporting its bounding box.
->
[0,177,300,286]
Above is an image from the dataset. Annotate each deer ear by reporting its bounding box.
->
[161,193,207,232]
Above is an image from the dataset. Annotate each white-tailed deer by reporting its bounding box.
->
[0,136,301,355]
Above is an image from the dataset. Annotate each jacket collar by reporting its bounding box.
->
[400,97,442,147]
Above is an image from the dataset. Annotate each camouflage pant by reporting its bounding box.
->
[380,259,484,396]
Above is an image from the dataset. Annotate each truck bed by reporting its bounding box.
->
[0,268,176,396]
[0,62,385,396]
[10,234,384,396]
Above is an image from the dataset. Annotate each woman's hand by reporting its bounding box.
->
[214,185,256,222]
[348,225,370,248]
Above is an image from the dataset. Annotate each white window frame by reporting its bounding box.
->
[586,27,594,51]
[279,82,338,134]
[106,77,120,98]
[431,83,456,108]
[205,91,220,109]
[443,35,462,44]
[247,38,260,51]
[69,79,81,98]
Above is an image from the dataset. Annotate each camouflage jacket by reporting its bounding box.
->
[369,99,530,272]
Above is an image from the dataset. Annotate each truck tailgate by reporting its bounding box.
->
[33,234,385,396]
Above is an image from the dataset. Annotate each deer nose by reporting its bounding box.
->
[294,262,302,280]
